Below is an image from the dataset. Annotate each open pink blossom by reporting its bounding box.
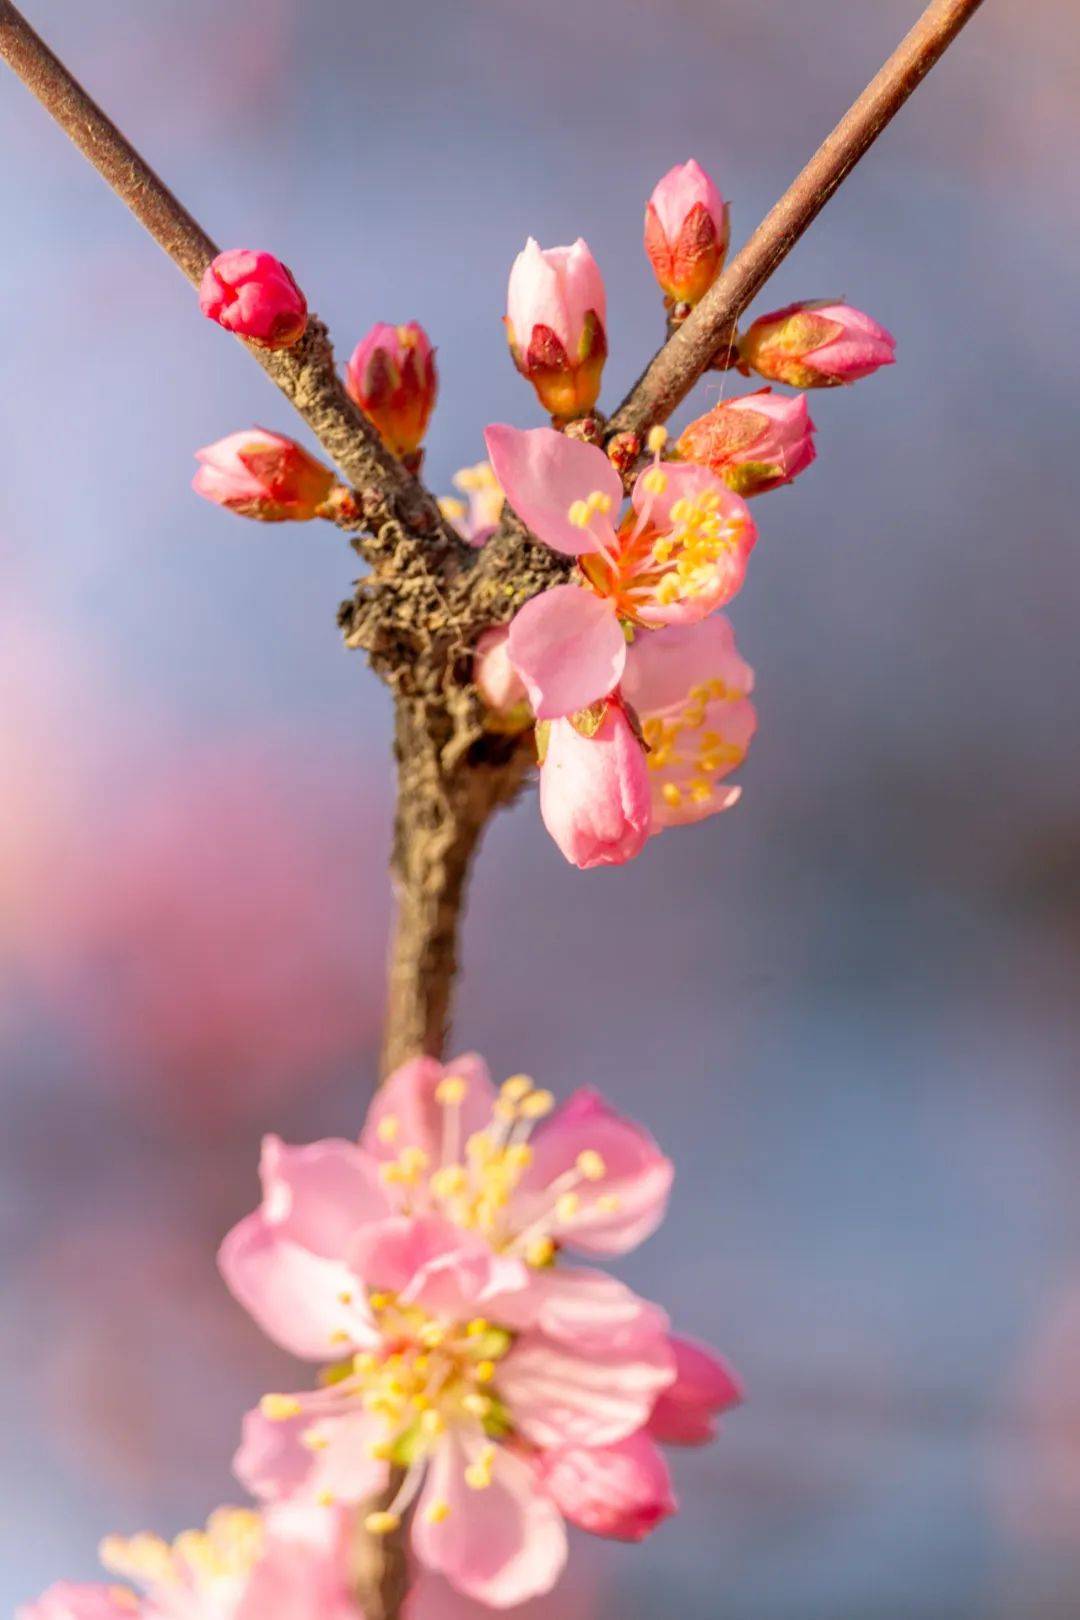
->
[345,323,438,459]
[474,626,531,728]
[193,429,337,522]
[621,616,757,833]
[677,390,816,496]
[644,159,729,307]
[198,250,308,349]
[505,240,607,420]
[439,461,505,548]
[648,1335,744,1445]
[220,1057,683,1605]
[21,1505,362,1620]
[537,1430,676,1541]
[485,424,756,719]
[537,702,651,869]
[739,300,896,388]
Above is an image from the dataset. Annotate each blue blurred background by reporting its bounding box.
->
[2,0,1079,1614]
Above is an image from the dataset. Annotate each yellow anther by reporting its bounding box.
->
[370,1440,396,1461]
[430,1164,469,1199]
[399,1145,429,1177]
[464,1444,498,1490]
[260,1394,302,1422]
[337,1290,354,1305]
[641,467,669,495]
[475,1360,497,1384]
[526,1236,557,1268]
[586,489,613,514]
[466,1131,496,1164]
[354,1352,378,1374]
[466,1317,490,1337]
[421,1409,446,1437]
[669,497,691,523]
[568,499,590,528]
[438,496,467,523]
[655,575,682,605]
[379,1162,406,1185]
[501,1074,534,1103]
[690,779,713,803]
[364,1512,401,1537]
[425,1500,452,1525]
[520,1088,555,1120]
[596,1194,622,1214]
[463,1392,492,1418]
[646,425,668,454]
[555,1192,581,1222]
[435,1075,468,1105]
[369,1292,394,1311]
[419,1322,446,1348]
[493,1096,519,1123]
[576,1150,607,1181]
[662,783,683,806]
[413,1354,431,1376]
[376,1115,400,1145]
[504,1142,534,1172]
[316,1492,337,1508]
[328,1329,351,1345]
[301,1428,329,1451]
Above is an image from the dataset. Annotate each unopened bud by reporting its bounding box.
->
[677,390,816,496]
[739,301,896,388]
[345,322,438,459]
[644,160,729,308]
[198,249,308,349]
[192,429,337,521]
[506,238,607,422]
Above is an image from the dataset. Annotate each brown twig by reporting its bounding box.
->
[0,0,463,550]
[605,0,986,444]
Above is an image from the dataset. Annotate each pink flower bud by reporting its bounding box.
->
[677,389,816,496]
[506,238,607,421]
[538,702,650,869]
[648,1335,744,1445]
[739,300,896,388]
[644,159,729,307]
[474,626,531,731]
[538,1432,677,1542]
[192,429,336,522]
[198,249,308,349]
[345,322,438,459]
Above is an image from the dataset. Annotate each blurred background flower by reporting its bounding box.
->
[1,0,1079,1615]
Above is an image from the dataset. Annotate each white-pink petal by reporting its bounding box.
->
[234,1401,388,1505]
[484,425,622,557]
[218,1211,378,1361]
[360,1052,495,1169]
[498,1328,674,1449]
[507,585,625,720]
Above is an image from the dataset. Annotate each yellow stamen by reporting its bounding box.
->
[500,1074,534,1102]
[475,1360,497,1384]
[568,499,590,527]
[376,1116,400,1145]
[520,1089,555,1120]
[646,424,668,454]
[435,1075,468,1105]
[642,467,669,495]
[364,1511,401,1536]
[576,1150,607,1182]
[555,1192,581,1222]
[425,1500,452,1525]
[260,1394,302,1422]
[526,1236,557,1268]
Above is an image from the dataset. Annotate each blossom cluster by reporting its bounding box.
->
[24,1057,739,1615]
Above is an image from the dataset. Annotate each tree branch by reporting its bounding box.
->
[604,0,986,444]
[0,0,465,554]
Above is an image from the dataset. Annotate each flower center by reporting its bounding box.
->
[99,1510,263,1594]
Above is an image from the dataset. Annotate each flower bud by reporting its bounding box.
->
[345,322,438,459]
[198,249,308,349]
[192,429,336,521]
[538,702,650,869]
[739,300,896,388]
[538,1433,676,1542]
[644,160,729,307]
[505,238,607,421]
[676,390,816,496]
[473,627,532,732]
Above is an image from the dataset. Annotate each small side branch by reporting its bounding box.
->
[605,0,986,443]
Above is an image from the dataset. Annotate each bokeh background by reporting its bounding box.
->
[2,0,1079,1615]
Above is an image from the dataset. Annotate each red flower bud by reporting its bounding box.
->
[198,250,308,349]
[344,323,438,459]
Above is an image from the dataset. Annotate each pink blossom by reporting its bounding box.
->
[22,1505,362,1620]
[648,1335,744,1445]
[439,461,505,548]
[345,323,438,459]
[485,424,756,719]
[537,1431,676,1541]
[474,627,531,726]
[677,390,816,496]
[193,429,337,522]
[198,250,308,349]
[537,703,651,870]
[220,1057,682,1605]
[739,300,896,388]
[644,159,729,307]
[621,616,757,834]
[505,240,607,421]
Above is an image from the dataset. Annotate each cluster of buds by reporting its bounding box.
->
[345,321,438,465]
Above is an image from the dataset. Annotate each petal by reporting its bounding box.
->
[237,1505,357,1620]
[348,1214,531,1320]
[17,1588,139,1620]
[234,1400,388,1506]
[361,1052,495,1168]
[622,615,754,716]
[538,1431,676,1542]
[513,1088,673,1255]
[648,1335,744,1446]
[507,586,625,720]
[484,426,622,557]
[496,1267,669,1351]
[218,1211,378,1361]
[258,1135,391,1259]
[498,1325,674,1449]
[412,1432,567,1609]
